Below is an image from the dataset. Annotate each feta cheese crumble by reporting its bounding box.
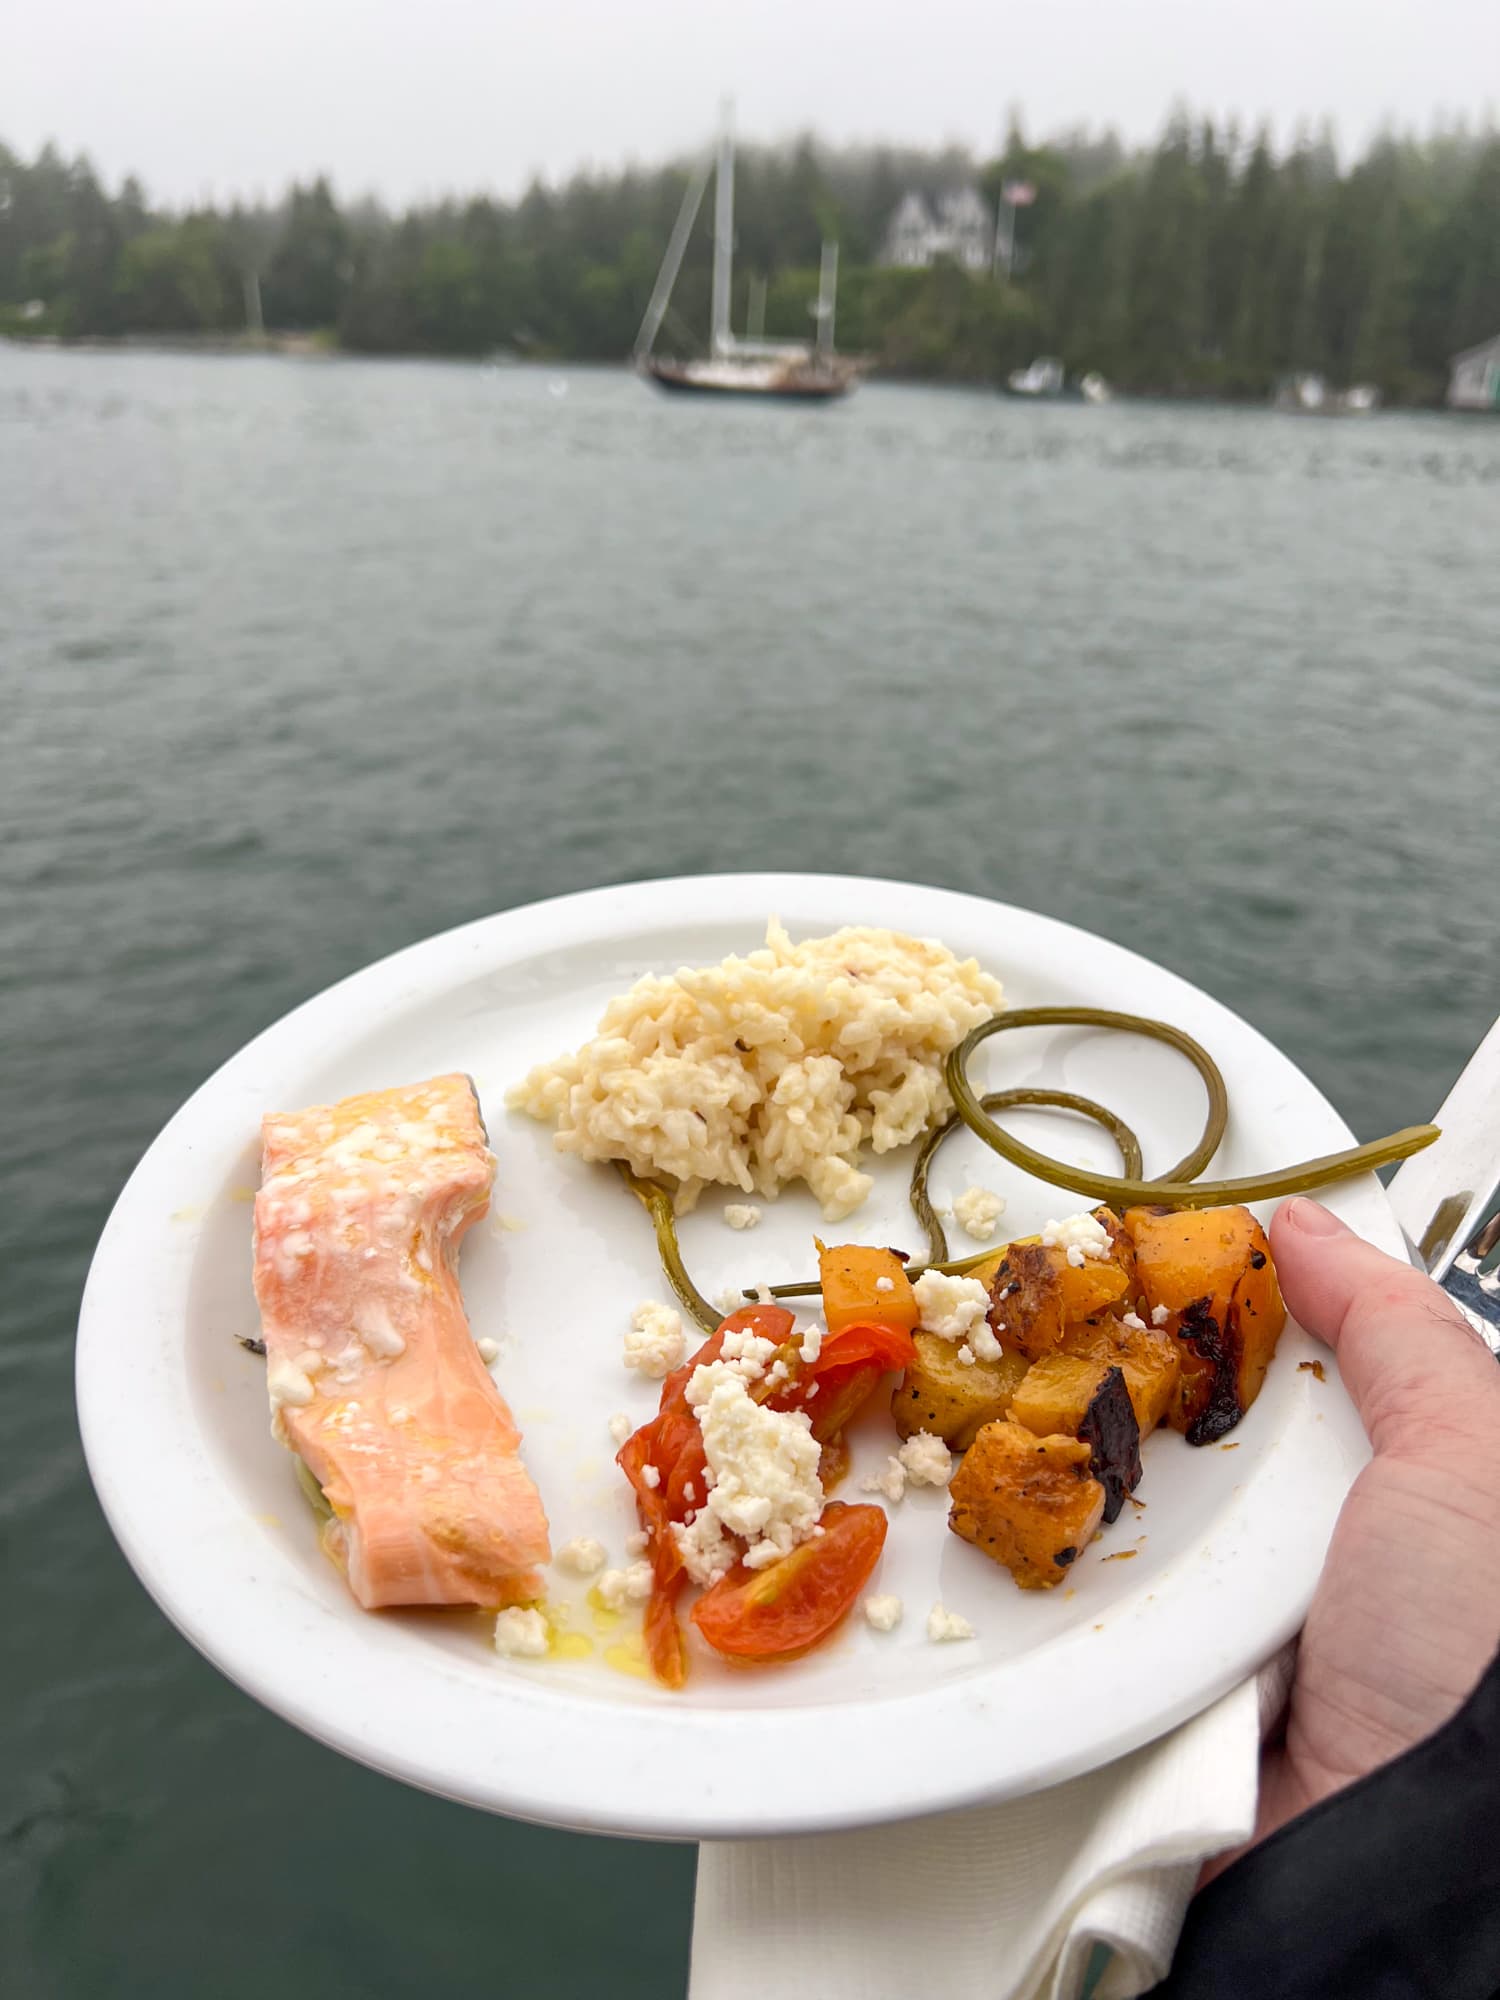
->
[897,1431,953,1487]
[952,1185,1006,1240]
[625,1530,650,1556]
[1040,1211,1111,1268]
[267,1352,317,1413]
[927,1603,976,1643]
[672,1508,736,1587]
[862,1457,907,1504]
[476,1337,500,1364]
[957,1343,977,1366]
[493,1607,550,1658]
[724,1204,762,1230]
[1120,1311,1148,1332]
[717,1327,779,1382]
[864,1594,904,1632]
[874,1275,895,1293]
[912,1270,991,1342]
[608,1411,632,1446]
[798,1322,824,1365]
[1152,1304,1170,1327]
[969,1324,1003,1362]
[555,1537,608,1576]
[596,1562,653,1611]
[686,1361,823,1569]
[641,1464,661,1490]
[625,1299,685,1378]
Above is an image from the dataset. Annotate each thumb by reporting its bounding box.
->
[1269,1196,1500,1458]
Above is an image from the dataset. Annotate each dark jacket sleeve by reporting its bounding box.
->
[1150,1649,1500,2000]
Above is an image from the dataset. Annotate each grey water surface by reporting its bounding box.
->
[3,345,1497,1998]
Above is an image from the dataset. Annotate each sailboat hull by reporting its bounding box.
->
[640,356,858,401]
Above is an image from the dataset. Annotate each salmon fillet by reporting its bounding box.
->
[252,1073,550,1609]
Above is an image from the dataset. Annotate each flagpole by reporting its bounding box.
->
[997,179,1036,280]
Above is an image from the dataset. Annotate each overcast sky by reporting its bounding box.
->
[7,0,1498,206]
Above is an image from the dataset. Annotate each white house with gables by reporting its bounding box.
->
[881,188,995,273]
[1447,335,1500,411]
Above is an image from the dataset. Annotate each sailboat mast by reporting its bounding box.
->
[815,242,838,360]
[710,108,735,357]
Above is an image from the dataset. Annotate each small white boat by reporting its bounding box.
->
[1273,374,1381,416]
[1005,356,1067,398]
[1004,358,1111,403]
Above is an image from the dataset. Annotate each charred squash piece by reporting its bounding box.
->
[1009,1352,1112,1437]
[1010,1356,1143,1522]
[1123,1206,1286,1443]
[1061,1316,1181,1437]
[1076,1366,1142,1523]
[948,1418,1106,1590]
[892,1332,1030,1448]
[987,1239,1129,1360]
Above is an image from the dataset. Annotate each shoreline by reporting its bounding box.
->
[4,333,1483,413]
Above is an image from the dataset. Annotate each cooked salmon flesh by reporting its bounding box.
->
[252,1073,550,1608]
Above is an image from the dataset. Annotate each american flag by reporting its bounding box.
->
[1002,181,1037,207]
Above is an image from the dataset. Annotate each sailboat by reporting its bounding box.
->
[635,118,861,401]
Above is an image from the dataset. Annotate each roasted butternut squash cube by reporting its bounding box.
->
[1009,1353,1112,1437]
[988,1240,1128,1360]
[1062,1317,1181,1438]
[817,1241,919,1336]
[1122,1206,1286,1444]
[892,1332,1029,1448]
[948,1419,1106,1590]
[958,1246,1012,1292]
[1012,1356,1143,1521]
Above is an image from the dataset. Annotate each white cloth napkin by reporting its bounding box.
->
[690,1649,1295,2000]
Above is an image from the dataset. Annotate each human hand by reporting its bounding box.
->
[1235,1195,1500,1857]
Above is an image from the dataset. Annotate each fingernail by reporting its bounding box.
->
[1282,1197,1348,1237]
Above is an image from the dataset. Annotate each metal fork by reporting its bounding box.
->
[1386,1015,1500,1355]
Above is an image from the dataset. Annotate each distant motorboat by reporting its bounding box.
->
[634,113,861,403]
[1273,373,1381,416]
[1341,382,1381,414]
[1005,356,1067,398]
[1004,357,1112,403]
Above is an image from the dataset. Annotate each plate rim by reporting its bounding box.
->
[76,871,1392,1837]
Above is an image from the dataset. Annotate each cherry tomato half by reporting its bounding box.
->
[811,1319,917,1378]
[690,1503,888,1661]
[644,1569,688,1688]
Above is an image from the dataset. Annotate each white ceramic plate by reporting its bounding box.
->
[78,874,1388,1839]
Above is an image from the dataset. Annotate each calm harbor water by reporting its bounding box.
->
[3,345,1498,1997]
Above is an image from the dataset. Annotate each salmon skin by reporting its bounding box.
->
[252,1073,550,1609]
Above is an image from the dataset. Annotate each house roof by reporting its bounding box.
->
[888,193,934,232]
[1449,332,1500,366]
[937,188,991,229]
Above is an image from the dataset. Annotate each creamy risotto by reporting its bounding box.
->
[507,921,1003,1219]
